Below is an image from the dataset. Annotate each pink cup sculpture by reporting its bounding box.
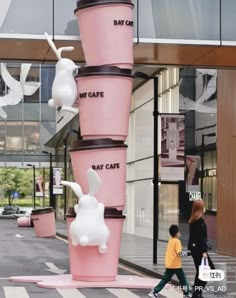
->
[74,0,134,68]
[76,66,133,141]
[17,216,32,227]
[67,208,125,281]
[31,207,56,238]
[70,139,127,210]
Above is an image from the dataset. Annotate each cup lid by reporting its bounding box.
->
[104,208,126,218]
[70,138,127,152]
[75,0,134,12]
[66,206,76,218]
[66,207,126,218]
[31,207,54,215]
[76,65,133,79]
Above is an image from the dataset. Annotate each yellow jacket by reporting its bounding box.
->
[165,237,182,269]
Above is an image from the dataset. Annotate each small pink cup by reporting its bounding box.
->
[67,208,125,281]
[76,66,133,141]
[17,216,32,227]
[31,208,56,238]
[70,139,127,210]
[74,0,134,68]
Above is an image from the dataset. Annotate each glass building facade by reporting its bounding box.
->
[0,63,56,167]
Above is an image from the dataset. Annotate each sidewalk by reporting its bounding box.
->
[56,220,236,297]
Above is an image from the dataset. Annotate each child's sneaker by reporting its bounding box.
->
[148,290,159,297]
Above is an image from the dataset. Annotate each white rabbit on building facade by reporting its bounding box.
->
[44,33,79,114]
[61,168,110,254]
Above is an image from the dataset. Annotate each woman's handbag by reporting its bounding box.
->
[199,257,211,281]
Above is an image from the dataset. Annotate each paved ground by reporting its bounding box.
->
[1,218,235,297]
[0,219,160,298]
[56,220,236,298]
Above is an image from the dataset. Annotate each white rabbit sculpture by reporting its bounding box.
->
[62,168,110,254]
[44,32,79,114]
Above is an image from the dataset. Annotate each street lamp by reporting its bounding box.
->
[27,164,36,209]
[200,133,216,197]
[42,150,55,209]
[133,71,159,264]
[63,128,80,219]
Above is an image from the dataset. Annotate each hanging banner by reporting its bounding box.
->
[53,168,63,195]
[35,176,44,197]
[186,155,200,192]
[160,114,185,181]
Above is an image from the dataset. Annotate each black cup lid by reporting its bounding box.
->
[104,208,126,218]
[76,65,133,79]
[75,0,134,12]
[31,207,54,215]
[70,138,127,152]
[66,206,76,218]
[66,206,125,218]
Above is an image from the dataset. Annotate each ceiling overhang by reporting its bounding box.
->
[1,35,236,68]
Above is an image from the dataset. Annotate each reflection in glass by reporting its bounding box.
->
[23,122,40,153]
[159,184,179,241]
[6,122,23,152]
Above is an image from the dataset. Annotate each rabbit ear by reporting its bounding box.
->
[87,168,101,196]
[61,181,84,198]
[44,32,61,60]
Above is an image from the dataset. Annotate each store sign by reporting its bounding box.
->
[208,169,217,176]
[160,114,185,181]
[35,176,44,197]
[53,168,63,195]
[186,155,200,192]
[189,191,201,201]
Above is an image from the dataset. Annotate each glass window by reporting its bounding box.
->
[54,0,79,35]
[0,0,52,34]
[24,65,40,103]
[23,103,40,121]
[139,0,220,40]
[6,122,23,152]
[134,180,153,238]
[41,103,55,121]
[135,101,154,160]
[40,122,56,150]
[23,122,40,153]
[134,158,153,181]
[159,184,179,241]
[41,66,55,104]
[221,0,236,41]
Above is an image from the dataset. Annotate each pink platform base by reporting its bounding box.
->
[9,274,159,289]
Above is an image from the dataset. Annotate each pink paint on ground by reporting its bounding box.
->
[9,274,159,289]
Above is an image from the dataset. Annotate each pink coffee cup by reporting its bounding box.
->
[74,0,134,68]
[76,66,133,141]
[67,208,125,281]
[31,207,56,238]
[17,216,32,227]
[70,139,127,210]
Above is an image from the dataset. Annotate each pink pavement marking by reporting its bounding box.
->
[9,274,160,289]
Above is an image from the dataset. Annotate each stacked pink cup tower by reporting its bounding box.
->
[67,0,134,282]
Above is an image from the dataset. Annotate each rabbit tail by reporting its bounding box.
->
[80,236,89,246]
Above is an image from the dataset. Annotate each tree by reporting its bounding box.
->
[0,168,32,205]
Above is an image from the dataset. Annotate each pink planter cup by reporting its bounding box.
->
[17,216,32,227]
[70,139,127,210]
[74,0,134,68]
[67,208,125,281]
[76,66,133,141]
[31,208,56,238]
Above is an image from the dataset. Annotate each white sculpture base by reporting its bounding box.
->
[9,274,159,289]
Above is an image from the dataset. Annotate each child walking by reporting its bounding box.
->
[148,224,191,298]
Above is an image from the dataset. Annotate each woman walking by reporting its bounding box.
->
[188,199,215,298]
